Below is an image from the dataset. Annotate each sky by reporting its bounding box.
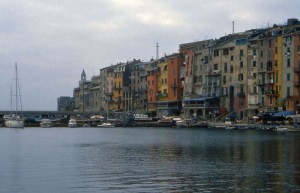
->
[0,0,299,111]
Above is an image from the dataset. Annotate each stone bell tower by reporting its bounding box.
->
[81,69,86,82]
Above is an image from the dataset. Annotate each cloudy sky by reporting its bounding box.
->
[0,0,299,111]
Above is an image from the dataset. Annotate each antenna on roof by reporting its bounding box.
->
[232,21,235,34]
[156,42,159,60]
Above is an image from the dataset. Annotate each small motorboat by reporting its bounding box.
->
[97,122,114,128]
[40,119,53,128]
[68,118,77,128]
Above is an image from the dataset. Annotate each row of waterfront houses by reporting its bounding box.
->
[58,18,300,120]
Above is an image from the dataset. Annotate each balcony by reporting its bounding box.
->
[104,91,113,96]
[207,70,221,76]
[265,90,279,96]
[294,80,300,87]
[266,67,273,72]
[171,84,178,88]
[157,93,168,98]
[258,79,265,86]
[266,79,274,85]
[114,99,122,104]
[294,66,300,73]
[237,91,246,97]
[107,99,114,104]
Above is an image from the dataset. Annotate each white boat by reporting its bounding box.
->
[5,114,24,128]
[97,122,114,128]
[5,63,24,128]
[68,118,77,128]
[274,126,288,132]
[40,119,53,128]
[175,120,189,128]
[134,114,152,121]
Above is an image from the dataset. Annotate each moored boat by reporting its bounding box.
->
[5,114,24,128]
[97,122,114,128]
[5,63,24,128]
[40,119,53,128]
[134,114,152,122]
[68,118,77,128]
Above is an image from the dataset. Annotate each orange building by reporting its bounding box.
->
[167,53,184,101]
[146,61,159,116]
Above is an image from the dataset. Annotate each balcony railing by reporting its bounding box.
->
[207,70,221,76]
[157,93,168,98]
[258,79,265,86]
[171,84,178,88]
[294,66,300,73]
[266,79,274,84]
[265,90,279,96]
[294,80,300,87]
[104,91,113,96]
[237,91,246,97]
[114,86,122,90]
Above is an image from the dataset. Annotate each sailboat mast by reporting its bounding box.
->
[10,85,13,114]
[15,63,18,114]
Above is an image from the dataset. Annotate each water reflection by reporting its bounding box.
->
[72,129,300,192]
[0,127,300,192]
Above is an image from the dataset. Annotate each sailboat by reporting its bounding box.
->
[4,63,24,128]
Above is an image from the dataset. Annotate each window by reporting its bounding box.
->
[239,49,244,56]
[253,61,257,67]
[231,55,234,61]
[224,63,228,73]
[230,65,233,73]
[260,51,263,57]
[253,73,257,79]
[150,89,153,95]
[287,73,291,81]
[287,87,290,97]
[204,56,208,64]
[238,74,243,81]
[261,62,264,69]
[223,76,226,84]
[287,59,290,67]
[240,61,243,68]
[194,76,198,83]
[152,80,154,85]
[275,47,278,54]
[214,50,219,57]
[253,49,257,56]
[253,86,257,94]
[223,48,229,55]
[214,63,218,70]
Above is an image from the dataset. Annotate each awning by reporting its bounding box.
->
[183,96,220,102]
[272,111,296,117]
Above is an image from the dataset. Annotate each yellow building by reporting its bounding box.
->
[274,34,283,109]
[113,64,126,111]
[157,60,169,101]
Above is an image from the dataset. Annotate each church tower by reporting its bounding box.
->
[81,69,86,82]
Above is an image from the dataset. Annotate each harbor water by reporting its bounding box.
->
[0,127,300,193]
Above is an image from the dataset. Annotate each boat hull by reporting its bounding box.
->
[40,119,53,128]
[40,123,53,128]
[5,120,24,128]
[68,123,77,128]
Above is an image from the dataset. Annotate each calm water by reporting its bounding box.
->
[0,127,300,193]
